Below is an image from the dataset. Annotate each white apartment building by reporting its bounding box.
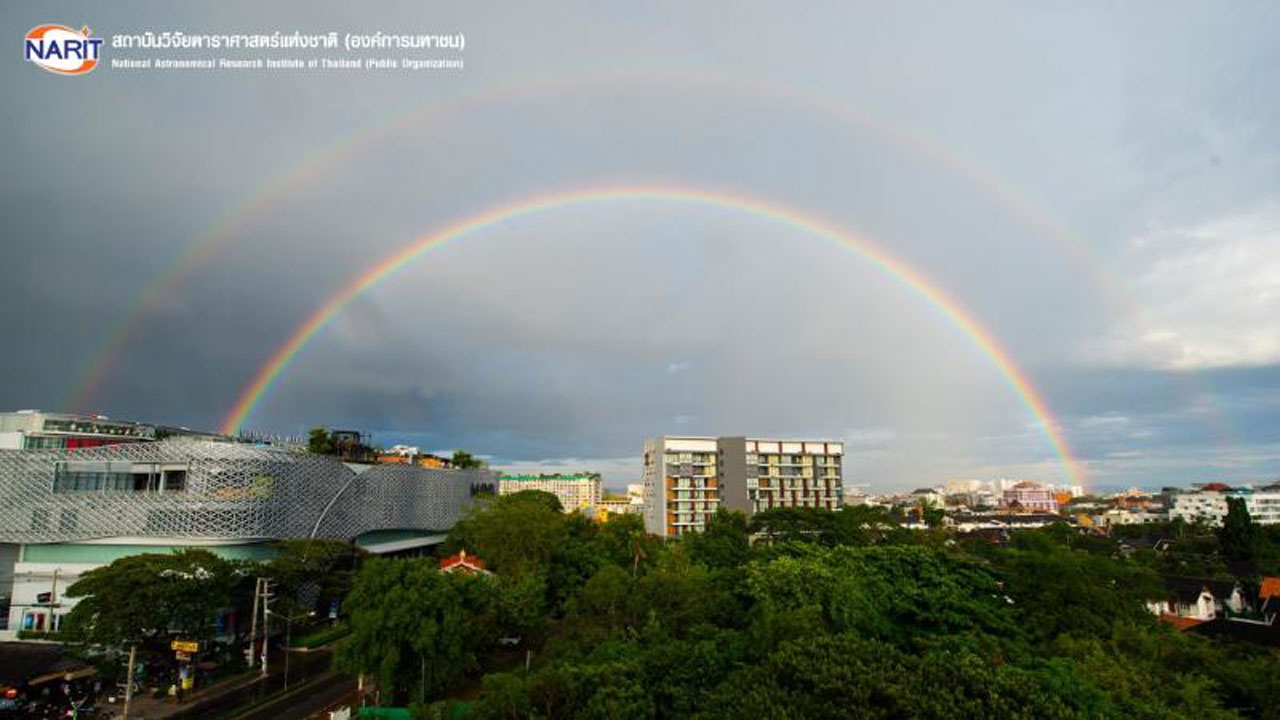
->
[642,436,844,538]
[498,474,603,512]
[1171,484,1280,526]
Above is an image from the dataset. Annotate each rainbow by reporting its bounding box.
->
[67,70,1134,413]
[218,185,1086,487]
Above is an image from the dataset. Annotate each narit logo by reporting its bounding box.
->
[25,25,102,75]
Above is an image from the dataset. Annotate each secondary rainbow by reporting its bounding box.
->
[69,70,1135,413]
[219,185,1085,487]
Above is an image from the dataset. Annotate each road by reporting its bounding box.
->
[158,649,338,720]
[238,672,357,720]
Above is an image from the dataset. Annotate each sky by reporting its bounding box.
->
[2,2,1278,491]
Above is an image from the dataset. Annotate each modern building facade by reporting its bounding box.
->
[0,410,156,450]
[0,439,497,637]
[642,436,844,538]
[1171,484,1280,526]
[1001,481,1059,513]
[499,474,602,512]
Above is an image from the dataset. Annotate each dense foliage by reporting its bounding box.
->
[59,540,365,679]
[62,549,244,647]
[331,503,1280,719]
[58,498,1280,718]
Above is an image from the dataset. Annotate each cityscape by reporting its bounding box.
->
[3,2,1280,720]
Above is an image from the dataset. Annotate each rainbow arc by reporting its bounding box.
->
[216,186,1085,487]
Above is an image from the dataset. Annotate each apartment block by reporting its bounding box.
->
[1001,481,1059,513]
[643,436,844,537]
[1172,483,1280,526]
[499,473,602,512]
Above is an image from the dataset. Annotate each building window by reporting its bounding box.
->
[164,470,187,492]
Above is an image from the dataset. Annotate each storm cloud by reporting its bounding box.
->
[2,1,1277,490]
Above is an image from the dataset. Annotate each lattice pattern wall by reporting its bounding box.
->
[0,440,496,543]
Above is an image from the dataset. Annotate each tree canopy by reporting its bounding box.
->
[399,504,1280,719]
[451,450,487,469]
[62,549,244,647]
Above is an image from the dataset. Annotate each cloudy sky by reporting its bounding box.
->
[3,2,1277,491]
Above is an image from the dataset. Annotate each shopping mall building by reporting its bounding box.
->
[0,411,497,638]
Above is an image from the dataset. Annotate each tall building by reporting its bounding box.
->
[499,473,602,512]
[642,436,844,538]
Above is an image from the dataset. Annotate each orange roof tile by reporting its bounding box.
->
[1260,576,1280,600]
[440,549,490,574]
[1158,614,1206,631]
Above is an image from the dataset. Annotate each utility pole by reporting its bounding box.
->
[260,579,272,678]
[246,578,262,668]
[284,614,292,690]
[121,644,137,719]
[49,567,59,631]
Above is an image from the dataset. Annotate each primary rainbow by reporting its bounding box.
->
[70,70,1132,414]
[219,185,1085,487]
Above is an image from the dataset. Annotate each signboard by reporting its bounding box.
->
[170,640,199,653]
[36,592,52,604]
[175,650,191,661]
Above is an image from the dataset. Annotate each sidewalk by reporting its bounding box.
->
[130,646,334,720]
[115,668,262,720]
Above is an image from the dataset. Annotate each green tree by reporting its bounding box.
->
[707,634,1093,720]
[687,509,750,570]
[595,514,658,575]
[446,491,567,576]
[265,538,364,617]
[62,550,243,647]
[336,557,475,703]
[996,537,1162,643]
[749,507,838,546]
[1220,496,1262,566]
[307,426,334,455]
[920,499,947,528]
[747,545,1015,645]
[451,450,486,469]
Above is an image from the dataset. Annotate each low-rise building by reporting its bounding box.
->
[1146,577,1251,623]
[0,410,155,450]
[1098,506,1168,527]
[1171,483,1280,526]
[375,449,453,468]
[1001,481,1058,513]
[909,487,945,509]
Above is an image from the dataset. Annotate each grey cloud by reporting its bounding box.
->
[1,2,1277,489]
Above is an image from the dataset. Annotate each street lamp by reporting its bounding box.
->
[265,610,314,690]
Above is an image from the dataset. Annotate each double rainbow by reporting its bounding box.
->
[217,185,1085,487]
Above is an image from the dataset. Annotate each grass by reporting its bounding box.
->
[293,623,350,649]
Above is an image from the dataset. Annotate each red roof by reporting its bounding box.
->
[1201,483,1233,492]
[1260,577,1280,600]
[440,549,491,575]
[1158,614,1206,631]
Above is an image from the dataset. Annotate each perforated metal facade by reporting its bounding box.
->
[0,440,496,543]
